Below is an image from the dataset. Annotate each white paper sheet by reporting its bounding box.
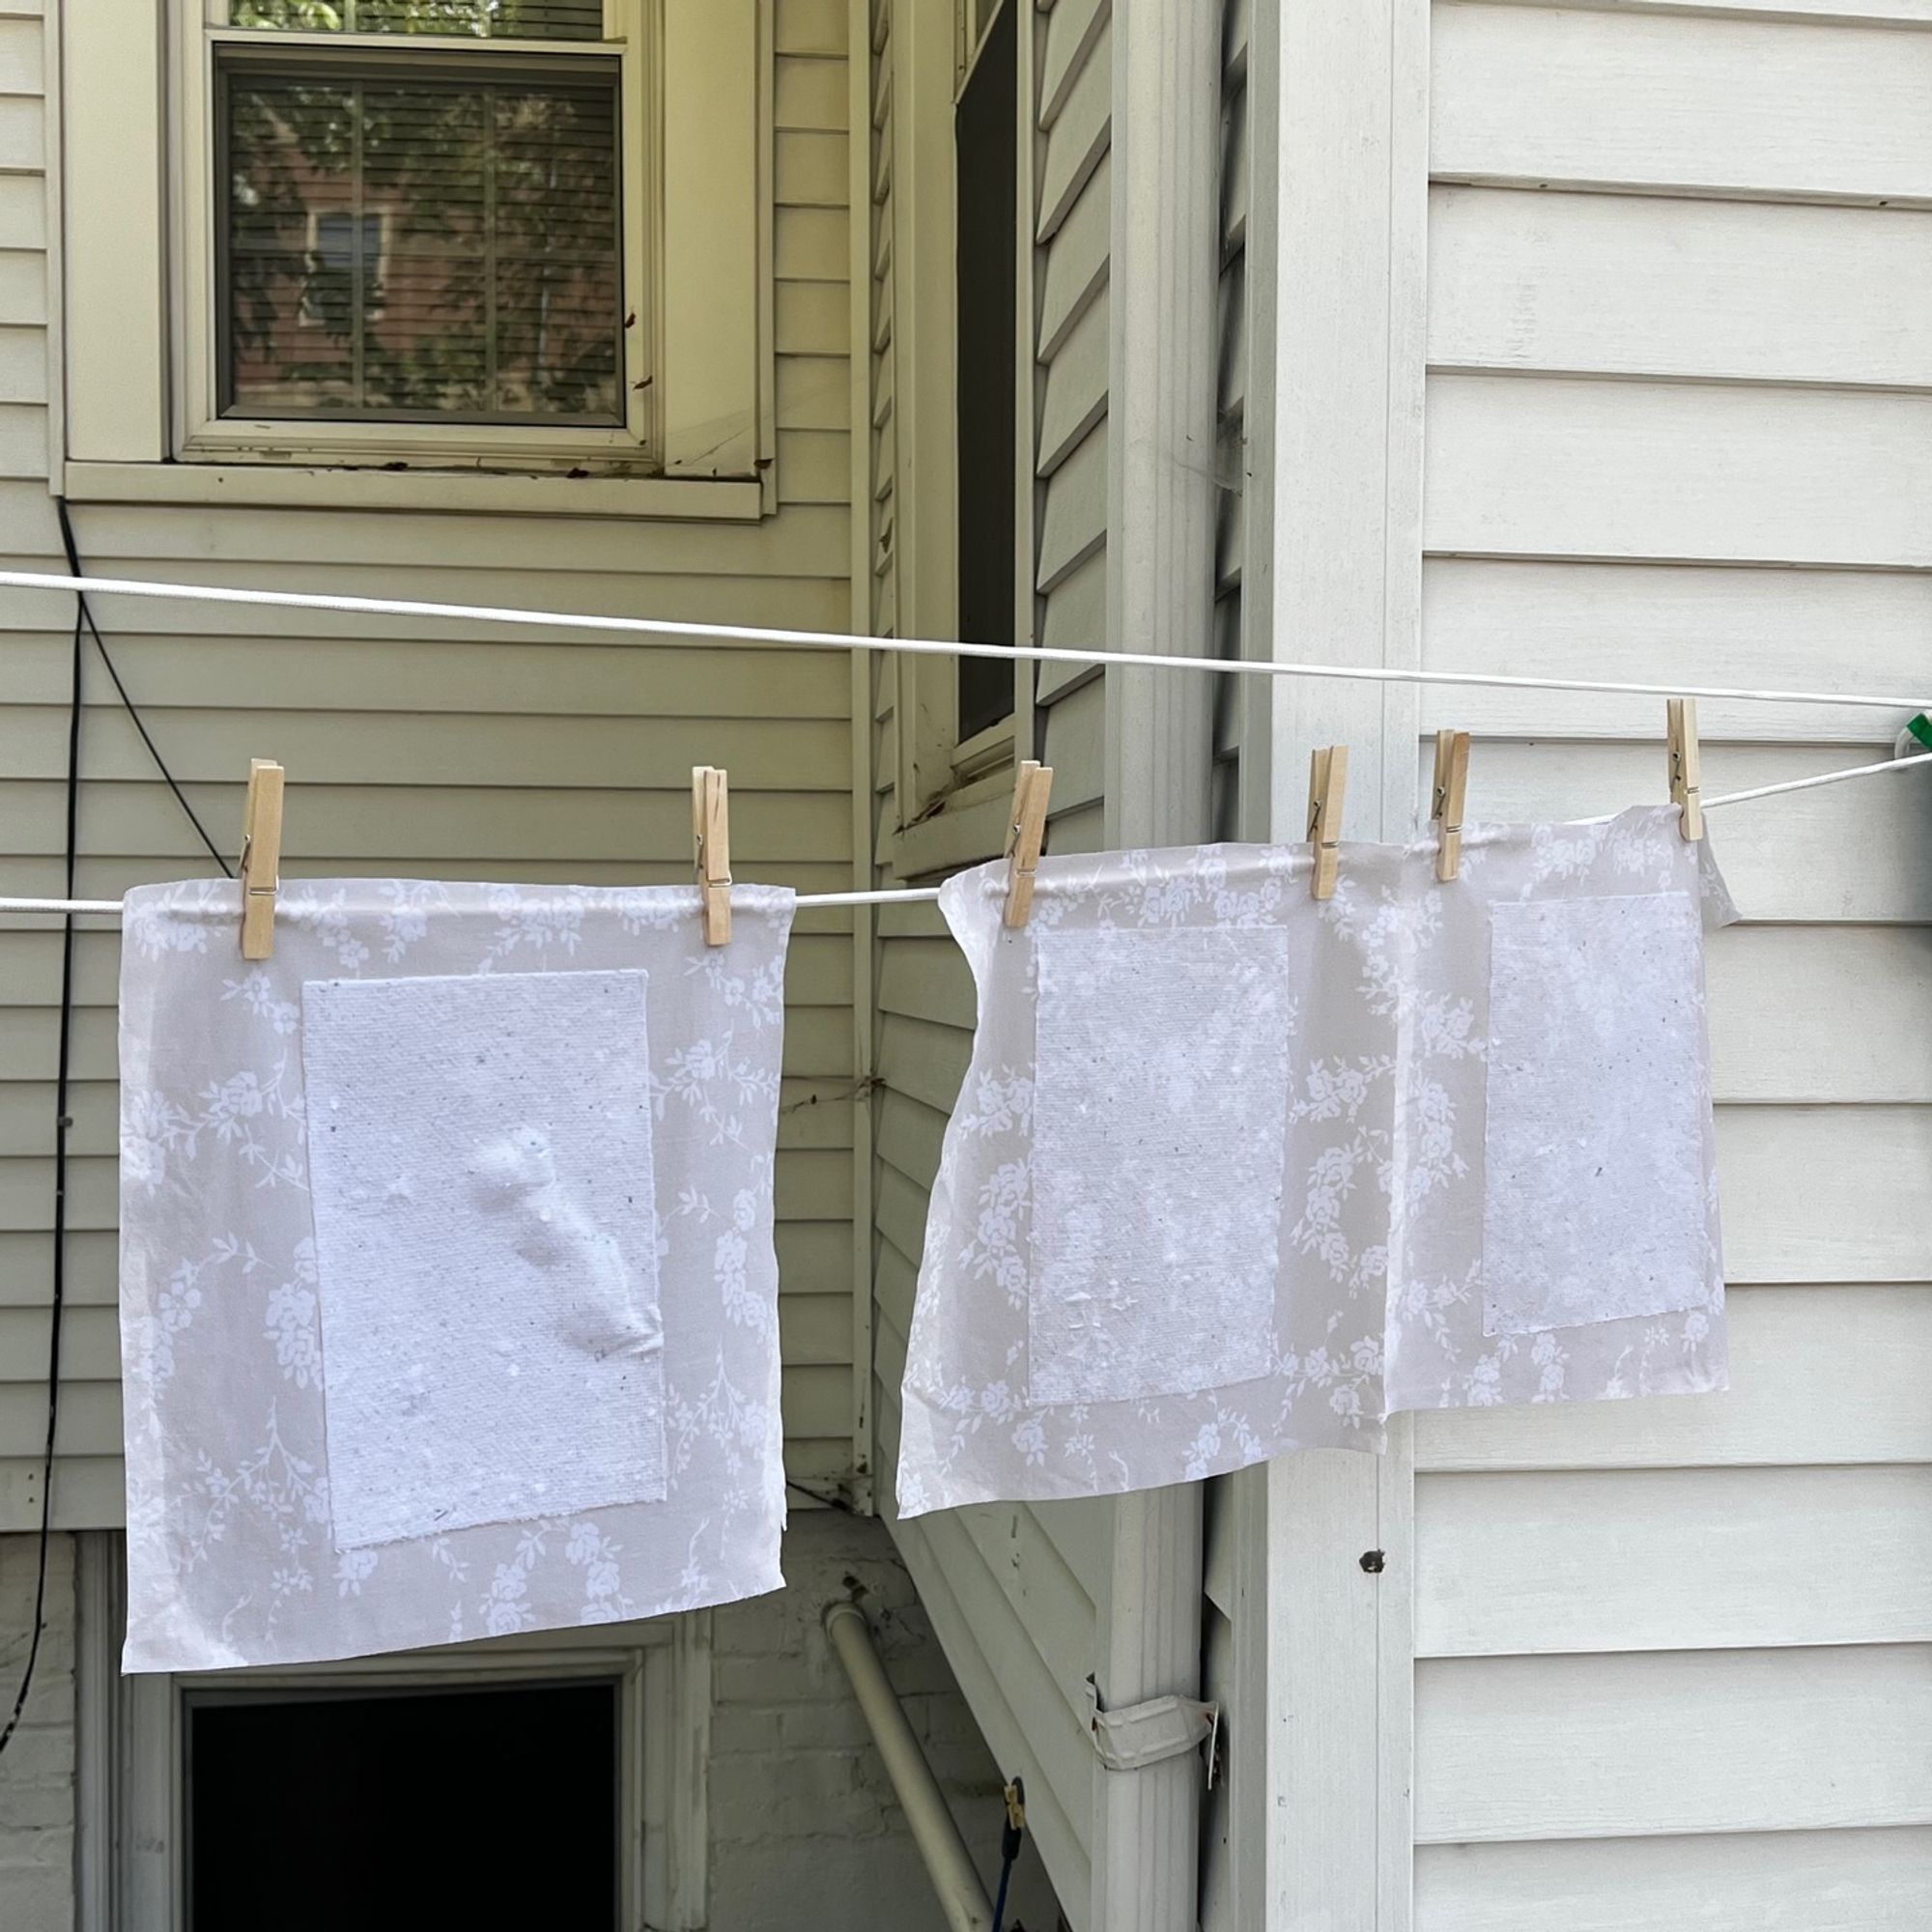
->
[302,970,666,1548]
[1481,895,1710,1337]
[119,879,794,1671]
[1030,926,1293,1404]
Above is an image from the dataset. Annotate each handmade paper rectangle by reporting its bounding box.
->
[1028,924,1294,1405]
[1481,894,1712,1337]
[301,969,666,1548]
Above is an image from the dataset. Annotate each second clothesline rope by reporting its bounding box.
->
[0,566,1926,712]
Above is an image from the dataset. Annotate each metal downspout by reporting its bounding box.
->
[823,1600,995,1932]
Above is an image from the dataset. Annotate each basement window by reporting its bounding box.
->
[183,1678,620,1931]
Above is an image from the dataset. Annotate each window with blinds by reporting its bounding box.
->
[216,3,625,426]
[231,2,605,33]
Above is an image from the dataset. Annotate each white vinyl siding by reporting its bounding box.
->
[1407,3,1932,1923]
[0,0,864,1531]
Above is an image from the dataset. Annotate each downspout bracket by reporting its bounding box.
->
[1083,1677,1220,1777]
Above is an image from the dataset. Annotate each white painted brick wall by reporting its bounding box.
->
[708,1509,1060,1932]
[0,1533,74,1932]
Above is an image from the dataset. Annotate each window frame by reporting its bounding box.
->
[180,5,656,467]
[298,206,393,331]
[886,0,1032,846]
[61,0,773,512]
[76,1536,713,1932]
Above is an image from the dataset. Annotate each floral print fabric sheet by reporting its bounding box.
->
[895,807,1736,1516]
[118,879,794,1671]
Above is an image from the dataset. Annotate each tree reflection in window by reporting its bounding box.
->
[231,1,606,42]
[220,55,624,424]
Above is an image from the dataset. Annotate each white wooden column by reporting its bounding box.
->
[1103,0,1220,844]
[1094,1,1221,1929]
[1236,1,1430,1928]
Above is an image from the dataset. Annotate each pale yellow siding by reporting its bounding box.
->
[862,5,1122,1922]
[0,0,867,1530]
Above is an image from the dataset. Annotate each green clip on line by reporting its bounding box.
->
[1902,713,1932,757]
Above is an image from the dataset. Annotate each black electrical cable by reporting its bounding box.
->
[786,1478,860,1517]
[0,507,235,1758]
[0,560,84,1760]
[54,500,231,878]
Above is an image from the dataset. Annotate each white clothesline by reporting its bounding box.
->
[1,567,1927,712]
[1,565,1926,921]
[2,751,1927,922]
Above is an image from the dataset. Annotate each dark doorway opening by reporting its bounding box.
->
[185,1677,620,1932]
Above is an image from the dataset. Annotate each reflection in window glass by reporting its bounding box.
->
[231,1,606,41]
[220,60,623,423]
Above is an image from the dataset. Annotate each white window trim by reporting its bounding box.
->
[1224,4,1429,1929]
[60,0,772,517]
[75,1533,713,1932]
[175,12,655,468]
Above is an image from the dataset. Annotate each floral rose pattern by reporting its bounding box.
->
[895,807,1736,1516]
[119,878,793,1671]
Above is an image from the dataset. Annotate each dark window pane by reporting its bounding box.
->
[311,209,383,270]
[185,1679,620,1932]
[954,0,1017,742]
[219,55,623,424]
[234,1,606,41]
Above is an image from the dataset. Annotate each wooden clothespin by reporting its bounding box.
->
[692,765,732,946]
[1003,760,1053,928]
[239,758,284,961]
[1666,698,1704,841]
[1306,745,1349,900]
[1431,728,1471,882]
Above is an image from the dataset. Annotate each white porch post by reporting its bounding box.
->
[1230,1,1430,1928]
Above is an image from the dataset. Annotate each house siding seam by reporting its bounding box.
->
[0,0,866,1531]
